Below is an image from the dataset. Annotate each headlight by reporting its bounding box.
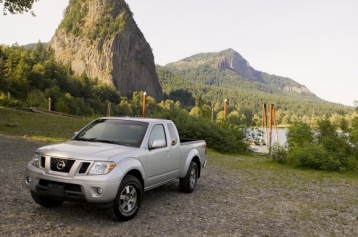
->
[89,161,116,175]
[31,153,41,168]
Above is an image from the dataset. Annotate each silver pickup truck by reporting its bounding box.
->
[25,117,207,221]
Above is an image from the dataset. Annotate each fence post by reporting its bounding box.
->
[142,92,147,117]
[224,99,227,120]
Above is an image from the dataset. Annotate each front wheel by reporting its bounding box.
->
[106,175,143,221]
[180,161,198,193]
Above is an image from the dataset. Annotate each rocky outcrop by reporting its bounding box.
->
[214,50,263,83]
[49,0,163,101]
[283,86,311,95]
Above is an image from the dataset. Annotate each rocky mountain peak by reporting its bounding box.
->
[213,49,262,82]
[49,0,163,101]
[166,48,313,96]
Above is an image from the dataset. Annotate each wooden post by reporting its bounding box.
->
[263,104,268,146]
[261,104,267,146]
[224,99,227,120]
[142,92,147,117]
[268,104,273,150]
[7,92,10,100]
[48,98,51,111]
[273,104,279,145]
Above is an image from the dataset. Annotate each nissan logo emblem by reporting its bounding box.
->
[57,161,66,170]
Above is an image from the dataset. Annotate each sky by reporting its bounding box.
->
[0,0,357,107]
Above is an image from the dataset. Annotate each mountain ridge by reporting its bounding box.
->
[165,48,312,97]
[158,49,353,118]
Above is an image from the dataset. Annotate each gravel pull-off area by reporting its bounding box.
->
[1,134,358,237]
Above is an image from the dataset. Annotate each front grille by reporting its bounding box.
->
[39,179,82,192]
[50,158,75,173]
[40,156,46,168]
[79,162,90,174]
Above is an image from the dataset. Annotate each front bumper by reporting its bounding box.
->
[25,163,122,206]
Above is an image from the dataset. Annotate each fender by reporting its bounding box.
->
[117,157,146,183]
[179,148,200,178]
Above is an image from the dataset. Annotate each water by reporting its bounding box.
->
[248,128,288,153]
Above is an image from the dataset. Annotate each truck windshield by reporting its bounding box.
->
[73,119,149,148]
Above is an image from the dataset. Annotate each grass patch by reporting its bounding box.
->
[207,149,358,182]
[0,107,92,143]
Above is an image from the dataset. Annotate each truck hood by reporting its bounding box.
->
[36,140,137,161]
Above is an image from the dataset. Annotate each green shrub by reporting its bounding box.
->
[286,121,313,149]
[156,107,249,153]
[270,144,288,164]
[287,144,341,171]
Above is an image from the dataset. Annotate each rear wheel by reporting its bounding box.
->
[106,175,143,221]
[31,191,64,207]
[180,161,198,193]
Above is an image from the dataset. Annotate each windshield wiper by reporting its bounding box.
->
[75,137,97,141]
[93,139,131,146]
[75,138,131,146]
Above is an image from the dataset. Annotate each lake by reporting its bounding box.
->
[248,128,288,153]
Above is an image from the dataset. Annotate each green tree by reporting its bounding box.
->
[55,98,69,114]
[1,0,37,15]
[286,121,313,150]
[228,110,240,125]
[189,106,201,117]
[26,90,47,109]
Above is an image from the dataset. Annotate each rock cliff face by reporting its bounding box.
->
[283,85,311,95]
[213,49,263,83]
[49,0,163,101]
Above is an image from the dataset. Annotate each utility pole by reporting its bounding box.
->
[268,104,273,150]
[224,99,227,120]
[142,92,147,117]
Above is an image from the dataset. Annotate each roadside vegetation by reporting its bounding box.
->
[271,109,358,172]
[1,42,358,170]
[0,107,91,142]
[0,106,250,153]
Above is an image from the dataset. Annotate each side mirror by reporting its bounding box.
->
[149,139,166,149]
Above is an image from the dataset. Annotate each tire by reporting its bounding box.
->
[180,161,198,193]
[106,175,143,222]
[31,191,64,207]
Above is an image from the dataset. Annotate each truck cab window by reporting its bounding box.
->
[149,124,167,147]
[167,123,178,146]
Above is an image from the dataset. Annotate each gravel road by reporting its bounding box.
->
[1,134,358,237]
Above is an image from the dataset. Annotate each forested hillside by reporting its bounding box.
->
[0,43,121,116]
[165,49,312,96]
[159,49,355,126]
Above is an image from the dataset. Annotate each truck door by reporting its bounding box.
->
[146,123,179,187]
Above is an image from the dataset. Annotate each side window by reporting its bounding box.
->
[149,124,167,147]
[167,123,178,146]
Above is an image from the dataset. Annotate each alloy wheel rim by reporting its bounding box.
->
[119,185,137,212]
[189,168,197,188]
